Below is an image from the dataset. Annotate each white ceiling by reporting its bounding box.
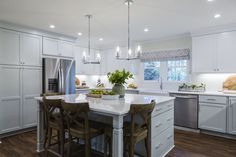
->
[0,0,236,48]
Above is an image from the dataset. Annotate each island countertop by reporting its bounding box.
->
[35,94,175,116]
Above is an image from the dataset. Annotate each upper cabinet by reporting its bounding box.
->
[0,29,42,67]
[192,31,236,73]
[43,37,74,58]
[217,32,236,72]
[43,37,58,56]
[20,33,42,66]
[74,45,102,75]
[0,29,20,65]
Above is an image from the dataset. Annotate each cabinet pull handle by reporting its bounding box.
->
[156,108,162,112]
[155,123,163,128]
[167,118,173,122]
[207,99,216,101]
[167,104,172,108]
[167,135,173,140]
[155,143,163,149]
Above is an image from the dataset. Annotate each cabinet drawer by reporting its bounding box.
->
[152,109,174,138]
[152,100,174,117]
[151,126,174,157]
[199,95,227,104]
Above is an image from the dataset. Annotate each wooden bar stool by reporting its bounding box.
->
[62,100,105,157]
[41,93,63,148]
[104,101,156,157]
[42,96,67,157]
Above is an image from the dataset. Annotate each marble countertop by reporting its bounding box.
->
[75,87,139,91]
[169,90,236,97]
[35,94,175,116]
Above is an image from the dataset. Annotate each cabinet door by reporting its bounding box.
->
[59,41,74,58]
[74,46,85,74]
[229,99,236,135]
[192,35,218,73]
[43,37,59,56]
[0,29,20,65]
[199,102,227,133]
[20,33,42,66]
[0,66,21,133]
[217,32,236,72]
[22,67,42,128]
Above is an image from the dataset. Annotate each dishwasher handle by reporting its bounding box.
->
[171,94,197,99]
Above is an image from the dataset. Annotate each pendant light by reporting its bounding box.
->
[116,0,142,60]
[83,14,101,64]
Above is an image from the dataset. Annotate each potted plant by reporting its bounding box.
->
[107,69,133,98]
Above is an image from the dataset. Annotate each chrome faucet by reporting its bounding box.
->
[160,77,163,91]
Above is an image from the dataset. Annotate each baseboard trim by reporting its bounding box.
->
[0,127,36,138]
[174,126,200,133]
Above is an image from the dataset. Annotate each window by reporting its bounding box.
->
[167,60,188,81]
[143,60,188,82]
[144,62,160,81]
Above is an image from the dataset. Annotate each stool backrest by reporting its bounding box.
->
[61,100,90,135]
[129,100,156,137]
[42,96,64,127]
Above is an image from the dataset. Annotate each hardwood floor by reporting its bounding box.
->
[0,129,236,157]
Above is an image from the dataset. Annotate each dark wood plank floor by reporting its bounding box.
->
[0,129,236,157]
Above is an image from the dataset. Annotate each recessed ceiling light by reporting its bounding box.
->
[49,25,55,29]
[144,28,149,32]
[99,38,103,41]
[207,0,214,2]
[214,14,221,18]
[78,32,82,36]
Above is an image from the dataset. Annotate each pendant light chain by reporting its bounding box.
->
[115,0,142,61]
[128,1,130,52]
[88,15,91,56]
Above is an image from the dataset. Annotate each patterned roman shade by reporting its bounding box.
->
[140,48,191,62]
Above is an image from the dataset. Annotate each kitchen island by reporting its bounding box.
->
[35,94,175,157]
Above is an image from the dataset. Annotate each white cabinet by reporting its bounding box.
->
[192,31,236,73]
[217,32,236,72]
[229,98,236,135]
[198,95,227,133]
[74,46,101,75]
[43,37,74,58]
[0,66,21,133]
[104,50,139,75]
[22,67,41,128]
[192,34,218,73]
[59,41,74,57]
[0,29,42,67]
[0,29,20,65]
[0,65,41,134]
[20,33,42,66]
[43,37,59,56]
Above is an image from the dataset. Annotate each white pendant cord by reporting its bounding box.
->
[128,1,130,54]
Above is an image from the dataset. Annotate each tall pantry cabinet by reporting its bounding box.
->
[0,28,42,134]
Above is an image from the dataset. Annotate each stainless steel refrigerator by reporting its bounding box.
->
[42,58,76,95]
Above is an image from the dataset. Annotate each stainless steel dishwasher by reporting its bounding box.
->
[169,93,199,129]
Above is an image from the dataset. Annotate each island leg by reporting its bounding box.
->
[112,115,124,157]
[36,101,44,152]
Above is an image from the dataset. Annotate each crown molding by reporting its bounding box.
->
[191,23,236,37]
[0,20,76,42]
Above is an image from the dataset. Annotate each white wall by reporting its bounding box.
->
[75,74,139,88]
[191,73,236,91]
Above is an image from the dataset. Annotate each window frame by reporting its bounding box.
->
[142,60,190,83]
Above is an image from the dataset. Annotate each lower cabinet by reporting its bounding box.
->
[135,100,174,157]
[22,67,42,128]
[0,65,41,134]
[198,95,227,133]
[199,102,227,133]
[229,98,236,135]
